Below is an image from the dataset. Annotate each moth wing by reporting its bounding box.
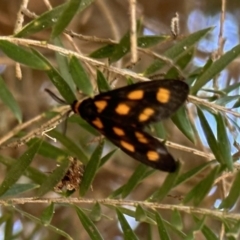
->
[93,79,189,125]
[102,123,177,172]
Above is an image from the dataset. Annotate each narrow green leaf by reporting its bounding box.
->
[89,203,102,222]
[166,48,194,78]
[155,212,170,240]
[216,113,233,171]
[15,4,67,37]
[99,149,117,167]
[80,140,104,196]
[14,207,73,240]
[51,0,82,39]
[220,171,240,209]
[0,183,39,198]
[215,95,240,106]
[135,205,147,222]
[0,140,42,196]
[0,41,49,70]
[171,209,183,230]
[37,156,70,196]
[40,203,54,225]
[116,208,138,240]
[171,106,195,143]
[35,140,68,159]
[144,27,212,75]
[197,107,224,165]
[69,114,99,136]
[89,44,116,59]
[174,161,214,186]
[0,76,22,123]
[201,223,219,240]
[97,70,111,92]
[192,44,240,94]
[149,166,180,202]
[75,206,103,240]
[137,36,168,48]
[223,82,240,94]
[109,31,130,63]
[4,215,13,240]
[122,164,154,198]
[31,49,76,104]
[54,38,75,92]
[183,166,219,205]
[69,56,93,96]
[50,130,88,164]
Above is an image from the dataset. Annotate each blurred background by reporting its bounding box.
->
[0,0,240,239]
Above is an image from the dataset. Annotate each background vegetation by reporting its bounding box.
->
[0,0,240,239]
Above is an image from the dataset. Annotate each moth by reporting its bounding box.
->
[70,79,189,172]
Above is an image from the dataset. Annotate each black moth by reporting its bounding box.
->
[70,79,189,172]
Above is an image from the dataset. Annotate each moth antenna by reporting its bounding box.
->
[45,89,67,105]
[45,88,73,135]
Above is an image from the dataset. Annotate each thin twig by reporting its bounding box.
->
[129,0,138,63]
[1,197,239,221]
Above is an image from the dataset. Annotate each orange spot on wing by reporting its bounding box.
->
[115,103,130,115]
[92,118,104,129]
[120,141,135,152]
[135,131,148,143]
[147,151,159,161]
[127,90,144,100]
[94,100,108,113]
[113,127,125,136]
[139,108,155,122]
[157,88,170,103]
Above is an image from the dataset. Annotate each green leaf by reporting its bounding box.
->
[135,205,148,222]
[0,76,22,123]
[197,107,224,165]
[220,171,240,209]
[174,161,214,186]
[15,4,67,37]
[37,156,70,196]
[155,212,170,240]
[14,207,73,240]
[144,27,212,75]
[4,214,13,240]
[0,183,39,198]
[51,0,83,39]
[31,48,76,104]
[171,106,195,143]
[89,203,102,222]
[116,208,138,240]
[54,37,75,91]
[109,31,130,63]
[216,113,233,171]
[165,48,194,78]
[0,140,42,197]
[122,164,154,198]
[201,222,219,240]
[69,114,99,136]
[97,70,111,92]
[99,149,117,167]
[148,165,180,202]
[40,203,54,225]
[137,36,168,48]
[75,206,103,240]
[171,209,183,230]
[50,130,88,164]
[183,166,219,205]
[90,44,116,59]
[192,43,240,94]
[0,41,49,70]
[34,140,68,159]
[80,140,104,196]
[69,56,93,96]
